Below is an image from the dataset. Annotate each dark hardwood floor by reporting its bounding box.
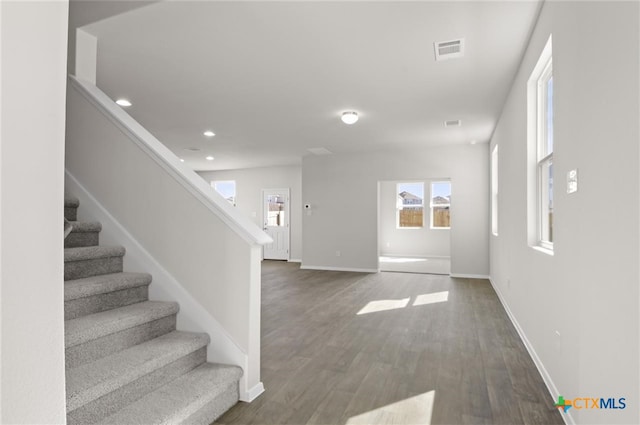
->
[215,261,563,425]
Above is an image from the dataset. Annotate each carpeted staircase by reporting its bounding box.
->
[64,195,242,424]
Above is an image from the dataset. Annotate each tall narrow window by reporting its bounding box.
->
[528,35,553,251]
[430,181,451,229]
[491,145,499,236]
[397,182,424,228]
[211,180,236,206]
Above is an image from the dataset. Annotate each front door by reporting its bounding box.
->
[262,189,290,260]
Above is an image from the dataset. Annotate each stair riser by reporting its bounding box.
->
[65,232,100,248]
[66,315,176,369]
[183,381,239,425]
[65,257,123,281]
[67,347,207,425]
[65,286,149,320]
[65,206,78,221]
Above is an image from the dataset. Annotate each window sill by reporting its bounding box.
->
[531,245,554,256]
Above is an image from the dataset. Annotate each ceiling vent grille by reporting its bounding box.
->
[434,38,465,61]
[308,147,332,156]
[444,119,462,128]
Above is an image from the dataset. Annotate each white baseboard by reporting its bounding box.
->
[380,254,451,260]
[66,171,260,402]
[449,273,490,279]
[300,265,378,273]
[287,258,302,263]
[240,382,265,403]
[489,277,574,425]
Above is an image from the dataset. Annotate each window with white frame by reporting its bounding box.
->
[491,145,499,236]
[397,182,424,228]
[211,180,236,206]
[528,35,553,250]
[430,181,451,229]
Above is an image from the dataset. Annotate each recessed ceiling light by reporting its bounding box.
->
[203,130,215,137]
[206,156,214,161]
[116,99,132,107]
[470,140,477,145]
[341,111,359,125]
[180,158,185,162]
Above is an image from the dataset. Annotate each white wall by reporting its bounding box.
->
[490,2,639,424]
[67,0,155,76]
[198,165,303,261]
[65,79,265,399]
[0,1,69,423]
[378,180,450,258]
[302,146,488,275]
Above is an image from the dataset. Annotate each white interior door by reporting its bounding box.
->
[262,189,290,260]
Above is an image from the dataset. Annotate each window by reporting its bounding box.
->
[211,180,236,206]
[491,145,499,236]
[266,195,285,226]
[528,35,553,251]
[430,181,451,229]
[397,182,424,228]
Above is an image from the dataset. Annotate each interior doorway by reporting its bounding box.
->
[262,188,290,260]
[377,179,451,275]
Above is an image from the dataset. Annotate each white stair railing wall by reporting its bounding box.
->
[65,75,271,401]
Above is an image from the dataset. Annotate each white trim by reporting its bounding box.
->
[491,144,499,236]
[380,254,451,260]
[300,265,378,273]
[287,258,302,263]
[65,171,260,402]
[449,273,490,279]
[489,277,573,425]
[68,76,271,247]
[75,29,97,84]
[241,382,265,403]
[531,245,554,257]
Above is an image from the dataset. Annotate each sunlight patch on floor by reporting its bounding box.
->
[413,291,449,306]
[346,391,435,425]
[357,298,410,315]
[379,256,427,264]
[357,292,449,315]
[379,256,450,275]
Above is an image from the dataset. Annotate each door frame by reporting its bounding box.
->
[262,188,291,261]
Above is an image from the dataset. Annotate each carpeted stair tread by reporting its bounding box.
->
[67,221,102,233]
[66,331,210,412]
[65,196,80,208]
[65,301,179,348]
[65,272,152,302]
[97,362,242,425]
[64,245,125,262]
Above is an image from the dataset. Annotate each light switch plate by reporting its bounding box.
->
[567,169,578,194]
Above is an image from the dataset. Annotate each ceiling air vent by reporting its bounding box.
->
[444,119,462,128]
[308,147,332,156]
[434,38,465,61]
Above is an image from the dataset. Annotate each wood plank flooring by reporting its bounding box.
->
[215,261,563,425]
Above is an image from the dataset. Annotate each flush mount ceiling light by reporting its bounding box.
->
[341,111,359,125]
[203,130,215,137]
[115,99,132,107]
[206,156,214,161]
